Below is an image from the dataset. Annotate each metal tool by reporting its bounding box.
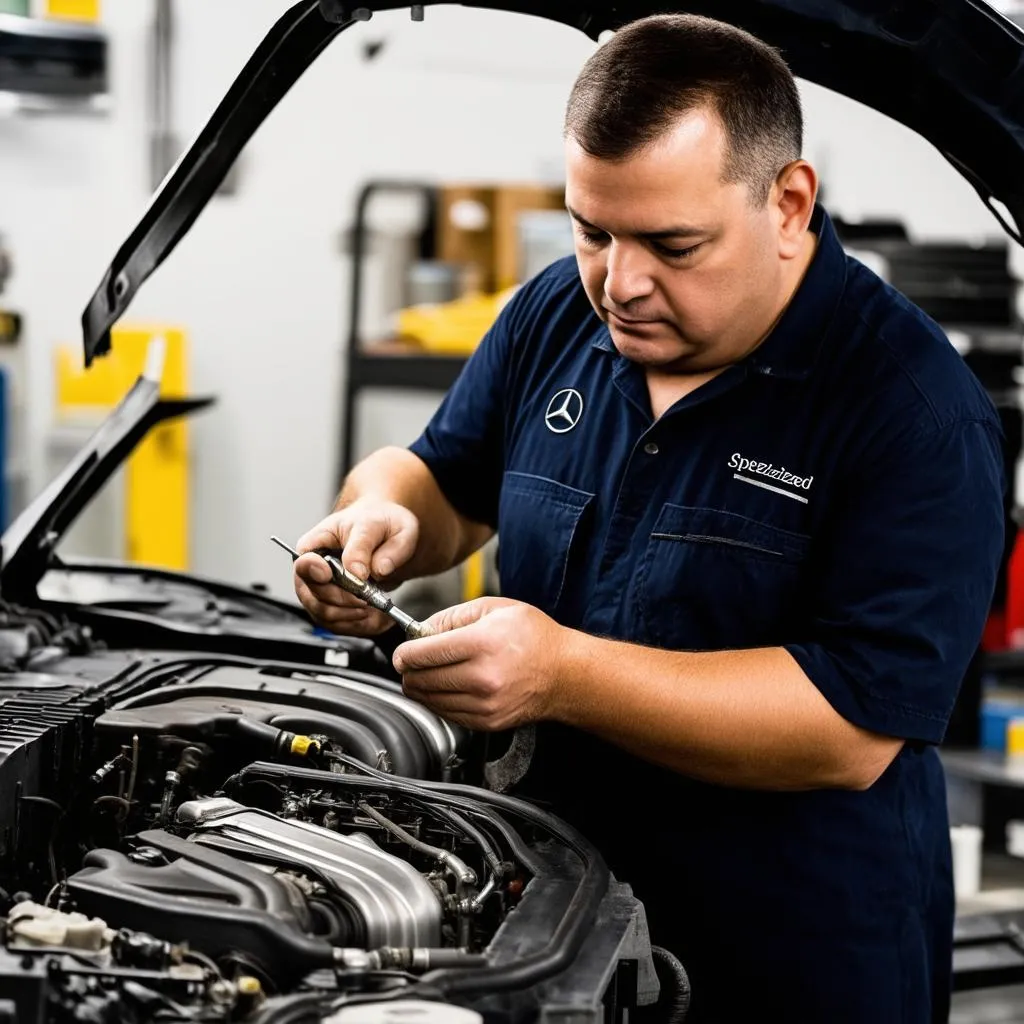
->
[274,535,535,791]
[271,536,434,639]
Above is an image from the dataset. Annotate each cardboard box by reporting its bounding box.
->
[437,184,565,292]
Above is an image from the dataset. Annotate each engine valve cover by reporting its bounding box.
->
[177,797,442,948]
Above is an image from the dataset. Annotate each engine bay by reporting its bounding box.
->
[0,603,661,1024]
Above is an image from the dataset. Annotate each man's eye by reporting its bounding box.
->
[577,227,609,247]
[655,242,702,260]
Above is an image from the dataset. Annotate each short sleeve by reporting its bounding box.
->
[786,417,1005,743]
[408,296,515,529]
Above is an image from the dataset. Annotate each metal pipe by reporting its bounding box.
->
[357,800,475,886]
[468,874,498,911]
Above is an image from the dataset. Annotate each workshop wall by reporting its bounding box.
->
[0,1,1016,599]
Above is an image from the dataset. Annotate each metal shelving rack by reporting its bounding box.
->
[338,180,470,481]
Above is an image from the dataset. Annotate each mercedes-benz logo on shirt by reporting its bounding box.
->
[544,388,584,434]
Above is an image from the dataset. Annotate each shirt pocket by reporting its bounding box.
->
[637,504,810,649]
[498,471,594,616]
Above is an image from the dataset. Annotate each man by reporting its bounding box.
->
[295,15,1004,1022]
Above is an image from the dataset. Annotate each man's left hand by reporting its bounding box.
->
[392,597,566,730]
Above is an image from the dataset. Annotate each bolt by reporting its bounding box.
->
[411,4,424,19]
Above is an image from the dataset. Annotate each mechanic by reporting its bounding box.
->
[295,15,1004,1023]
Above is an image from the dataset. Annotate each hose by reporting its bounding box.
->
[356,801,476,885]
[437,808,505,882]
[125,734,140,806]
[382,790,514,882]
[93,795,132,823]
[644,946,691,1024]
[465,808,544,878]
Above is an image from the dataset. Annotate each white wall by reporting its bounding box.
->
[0,2,1017,599]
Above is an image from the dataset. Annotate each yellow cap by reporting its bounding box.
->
[237,976,262,996]
[290,735,319,757]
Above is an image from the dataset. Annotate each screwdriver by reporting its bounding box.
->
[271,535,435,639]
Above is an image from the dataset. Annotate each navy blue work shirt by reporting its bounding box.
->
[410,206,1004,1023]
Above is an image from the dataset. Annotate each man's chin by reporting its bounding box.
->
[610,331,700,369]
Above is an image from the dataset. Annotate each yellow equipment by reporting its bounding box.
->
[54,326,192,571]
[395,289,517,355]
[45,0,100,21]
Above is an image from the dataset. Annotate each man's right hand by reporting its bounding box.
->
[293,499,420,636]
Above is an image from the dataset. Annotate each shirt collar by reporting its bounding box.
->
[744,204,847,380]
[589,204,847,381]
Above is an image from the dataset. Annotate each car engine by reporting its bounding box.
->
[0,602,667,1024]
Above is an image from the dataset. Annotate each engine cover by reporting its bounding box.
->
[66,829,336,986]
[177,797,442,949]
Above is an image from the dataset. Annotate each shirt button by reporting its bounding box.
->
[644,442,660,455]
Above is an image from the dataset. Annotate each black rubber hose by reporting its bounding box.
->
[441,808,504,880]
[465,808,544,878]
[646,946,691,1024]
[231,758,608,999]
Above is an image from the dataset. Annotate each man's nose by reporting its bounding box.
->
[603,241,656,308]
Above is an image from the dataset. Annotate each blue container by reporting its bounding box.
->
[981,698,1024,752]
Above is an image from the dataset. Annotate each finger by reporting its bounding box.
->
[343,520,391,581]
[421,597,511,635]
[296,577,366,624]
[402,663,484,696]
[296,576,368,622]
[296,521,348,555]
[369,514,418,579]
[295,551,332,586]
[393,626,484,673]
[295,567,367,611]
[297,580,393,636]
[294,577,320,621]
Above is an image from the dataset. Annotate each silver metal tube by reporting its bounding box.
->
[358,801,476,887]
[469,874,498,911]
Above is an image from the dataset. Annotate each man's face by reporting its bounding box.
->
[565,110,786,374]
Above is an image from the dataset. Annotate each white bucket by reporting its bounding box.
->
[950,824,983,899]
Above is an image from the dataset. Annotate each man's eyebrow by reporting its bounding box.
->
[566,206,599,229]
[566,205,706,239]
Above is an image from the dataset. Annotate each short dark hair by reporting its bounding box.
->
[565,15,803,205]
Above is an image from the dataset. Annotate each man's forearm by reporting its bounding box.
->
[337,447,491,578]
[552,633,903,791]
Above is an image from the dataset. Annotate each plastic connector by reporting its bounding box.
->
[289,735,320,757]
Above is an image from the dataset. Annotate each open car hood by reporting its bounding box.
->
[0,367,213,599]
[80,0,1024,363]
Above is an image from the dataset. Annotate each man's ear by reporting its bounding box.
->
[773,160,818,260]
